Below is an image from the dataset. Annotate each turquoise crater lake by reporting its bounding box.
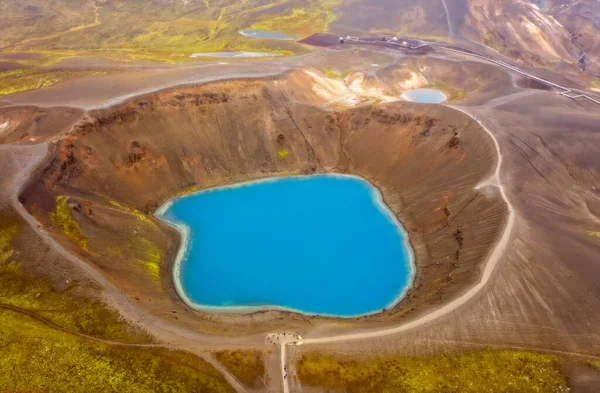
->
[401,88,448,104]
[156,175,414,317]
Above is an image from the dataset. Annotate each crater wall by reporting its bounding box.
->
[19,71,506,333]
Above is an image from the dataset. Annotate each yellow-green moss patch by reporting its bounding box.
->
[0,215,20,264]
[0,68,107,96]
[181,185,200,195]
[0,210,147,343]
[297,350,568,393]
[427,82,466,101]
[0,310,235,393]
[214,350,265,388]
[251,0,340,37]
[588,360,600,370]
[324,68,353,79]
[134,238,162,280]
[50,196,89,250]
[109,200,155,225]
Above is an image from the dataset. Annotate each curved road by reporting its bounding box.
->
[353,34,600,105]
[440,0,454,37]
[302,107,515,345]
[434,45,600,105]
[1,143,252,392]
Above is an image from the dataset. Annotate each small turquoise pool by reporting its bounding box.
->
[402,88,448,103]
[156,175,414,317]
[190,51,281,58]
[239,29,298,40]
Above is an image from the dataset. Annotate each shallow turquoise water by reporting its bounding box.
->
[157,175,413,317]
[402,88,448,103]
[190,51,281,58]
[239,29,298,40]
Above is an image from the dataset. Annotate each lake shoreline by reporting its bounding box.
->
[155,173,416,318]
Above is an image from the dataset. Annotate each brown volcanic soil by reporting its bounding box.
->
[18,70,504,334]
[0,106,84,144]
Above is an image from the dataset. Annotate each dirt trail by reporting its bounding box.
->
[2,142,257,391]
[0,303,249,393]
[2,143,264,349]
[441,0,454,37]
[0,303,162,348]
[302,106,515,345]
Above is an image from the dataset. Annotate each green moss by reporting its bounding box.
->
[278,149,289,159]
[297,350,568,393]
[214,350,265,388]
[109,200,155,226]
[0,310,235,393]
[0,215,21,264]
[50,196,89,250]
[0,211,148,343]
[175,185,201,197]
[427,82,466,101]
[0,0,332,77]
[587,360,600,370]
[0,68,107,96]
[0,212,232,391]
[251,0,340,37]
[323,68,353,79]
[134,238,162,280]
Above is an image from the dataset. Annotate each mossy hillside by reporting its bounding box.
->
[134,238,162,280]
[214,350,266,388]
[96,199,166,281]
[0,0,330,95]
[102,234,164,282]
[0,68,107,97]
[427,81,467,101]
[588,360,600,370]
[0,210,148,343]
[1,0,326,59]
[0,310,235,393]
[251,0,340,37]
[109,200,155,226]
[50,195,90,250]
[0,214,20,264]
[297,350,569,393]
[324,68,353,79]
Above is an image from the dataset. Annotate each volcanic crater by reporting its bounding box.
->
[17,68,507,333]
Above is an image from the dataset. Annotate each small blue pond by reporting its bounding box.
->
[190,51,281,58]
[156,175,414,317]
[402,88,448,103]
[239,29,298,40]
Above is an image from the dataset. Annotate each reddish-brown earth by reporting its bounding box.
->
[0,106,84,144]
